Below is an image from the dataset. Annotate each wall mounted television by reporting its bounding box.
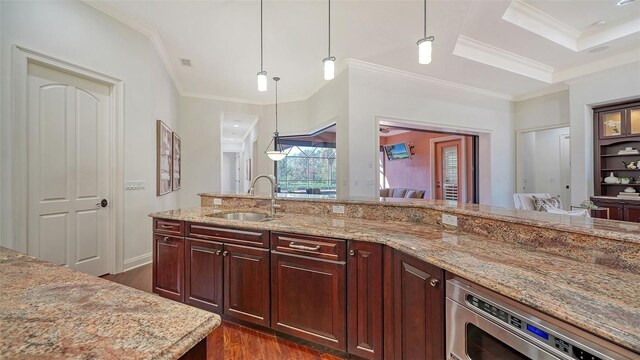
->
[383,143,411,160]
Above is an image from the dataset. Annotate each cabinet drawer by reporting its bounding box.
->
[186,222,269,248]
[271,232,346,261]
[153,218,185,236]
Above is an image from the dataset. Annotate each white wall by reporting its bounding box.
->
[178,96,262,207]
[0,1,179,269]
[347,66,515,207]
[514,90,569,131]
[568,65,640,205]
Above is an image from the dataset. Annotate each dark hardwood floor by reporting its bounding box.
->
[102,264,345,360]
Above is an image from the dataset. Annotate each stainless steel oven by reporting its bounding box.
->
[446,279,638,360]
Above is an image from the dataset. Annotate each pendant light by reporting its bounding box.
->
[257,0,268,91]
[265,77,290,161]
[322,0,336,80]
[417,0,434,65]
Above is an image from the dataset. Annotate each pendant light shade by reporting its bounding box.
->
[418,37,434,64]
[257,0,268,92]
[257,71,268,92]
[323,0,336,81]
[265,77,290,161]
[417,0,434,65]
[323,57,335,80]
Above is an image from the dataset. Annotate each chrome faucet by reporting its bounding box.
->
[248,174,279,216]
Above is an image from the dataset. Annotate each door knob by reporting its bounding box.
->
[96,199,108,208]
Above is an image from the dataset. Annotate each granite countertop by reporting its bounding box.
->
[151,206,640,354]
[199,192,640,245]
[0,247,221,359]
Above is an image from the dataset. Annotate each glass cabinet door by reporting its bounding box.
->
[599,111,623,138]
[629,107,640,135]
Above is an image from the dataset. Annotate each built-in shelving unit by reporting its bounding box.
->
[592,99,640,222]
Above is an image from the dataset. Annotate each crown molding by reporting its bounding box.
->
[344,58,513,100]
[502,0,580,51]
[553,49,640,83]
[453,35,554,83]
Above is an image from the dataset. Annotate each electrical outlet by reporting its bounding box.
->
[332,205,345,214]
[213,198,222,206]
[442,213,458,227]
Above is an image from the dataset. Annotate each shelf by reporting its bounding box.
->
[600,153,640,157]
[601,183,640,186]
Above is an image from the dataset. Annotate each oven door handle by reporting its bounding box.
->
[446,299,570,360]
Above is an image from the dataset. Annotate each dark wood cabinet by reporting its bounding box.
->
[347,241,383,360]
[593,100,640,202]
[271,233,347,351]
[153,234,185,302]
[185,238,223,313]
[224,243,270,327]
[392,250,444,360]
[591,196,640,221]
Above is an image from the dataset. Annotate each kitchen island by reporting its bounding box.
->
[150,193,640,359]
[0,247,222,359]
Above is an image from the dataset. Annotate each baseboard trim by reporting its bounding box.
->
[123,253,152,272]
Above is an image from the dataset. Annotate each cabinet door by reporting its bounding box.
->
[624,205,640,223]
[393,251,444,360]
[347,242,383,360]
[153,234,184,302]
[591,198,624,221]
[185,238,223,312]
[224,244,270,327]
[598,110,624,138]
[627,106,640,136]
[271,252,346,351]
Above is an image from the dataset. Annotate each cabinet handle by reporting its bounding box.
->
[349,249,356,256]
[430,279,440,287]
[162,237,170,242]
[215,250,222,256]
[161,224,175,229]
[222,251,228,257]
[289,242,321,251]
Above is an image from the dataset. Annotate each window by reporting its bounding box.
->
[275,125,337,196]
[277,145,336,195]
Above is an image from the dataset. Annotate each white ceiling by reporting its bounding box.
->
[222,112,258,142]
[87,0,640,103]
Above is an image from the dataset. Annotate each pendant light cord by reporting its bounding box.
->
[260,0,264,72]
[423,0,426,38]
[328,0,331,57]
[275,80,278,132]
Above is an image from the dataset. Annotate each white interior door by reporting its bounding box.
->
[27,62,111,276]
[560,134,571,209]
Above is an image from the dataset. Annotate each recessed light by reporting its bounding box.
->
[590,20,606,27]
[617,0,635,6]
[233,124,239,127]
[588,45,610,53]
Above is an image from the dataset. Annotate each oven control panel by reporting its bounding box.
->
[467,294,604,360]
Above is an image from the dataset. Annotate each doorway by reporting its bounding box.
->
[516,126,571,209]
[222,152,241,193]
[434,139,462,201]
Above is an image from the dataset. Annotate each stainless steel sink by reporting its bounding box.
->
[209,212,274,222]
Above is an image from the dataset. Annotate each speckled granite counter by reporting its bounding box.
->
[0,247,221,359]
[150,206,640,354]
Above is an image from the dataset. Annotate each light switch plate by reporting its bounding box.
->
[124,180,146,190]
[213,198,222,205]
[332,205,345,214]
[442,213,458,227]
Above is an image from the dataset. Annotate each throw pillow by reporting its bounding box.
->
[379,188,390,197]
[532,195,563,212]
[405,190,417,198]
[543,206,590,217]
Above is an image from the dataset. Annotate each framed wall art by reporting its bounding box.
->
[157,120,173,196]
[172,132,181,191]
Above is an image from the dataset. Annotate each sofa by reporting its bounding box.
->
[380,188,426,199]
